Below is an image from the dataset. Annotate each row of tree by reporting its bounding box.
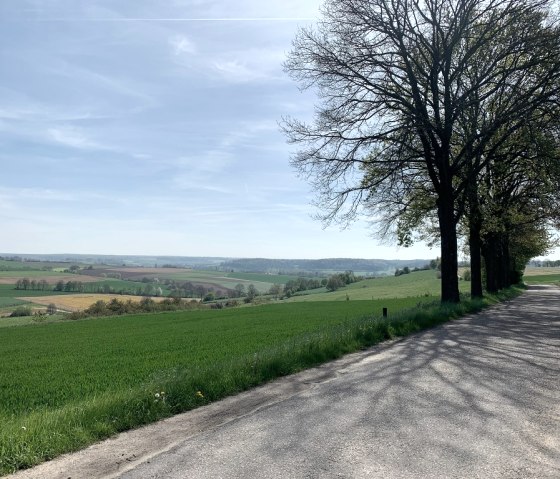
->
[528,260,560,268]
[67,297,204,320]
[15,279,164,296]
[283,0,560,302]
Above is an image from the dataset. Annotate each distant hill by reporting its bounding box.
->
[0,254,230,269]
[218,258,431,276]
[0,254,432,276]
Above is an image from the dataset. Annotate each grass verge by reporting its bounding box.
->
[0,286,523,475]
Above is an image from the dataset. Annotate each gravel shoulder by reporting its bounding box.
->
[9,285,560,479]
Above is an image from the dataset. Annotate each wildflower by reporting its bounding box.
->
[195,390,204,399]
[154,393,160,399]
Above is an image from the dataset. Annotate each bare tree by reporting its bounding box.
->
[283,0,560,302]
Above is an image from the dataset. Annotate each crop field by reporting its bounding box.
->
[0,271,101,284]
[225,272,305,284]
[1,298,428,415]
[77,266,190,280]
[150,270,274,291]
[286,270,470,302]
[0,296,439,472]
[523,273,560,284]
[523,266,560,276]
[0,259,82,271]
[0,297,27,308]
[18,294,170,312]
[80,267,282,292]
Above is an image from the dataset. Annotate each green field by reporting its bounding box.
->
[225,272,306,285]
[0,298,427,418]
[0,285,73,298]
[155,270,275,292]
[523,273,560,284]
[0,270,74,278]
[286,270,470,302]
[0,262,524,474]
[0,259,80,271]
[0,295,444,473]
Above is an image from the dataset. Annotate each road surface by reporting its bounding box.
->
[9,286,560,478]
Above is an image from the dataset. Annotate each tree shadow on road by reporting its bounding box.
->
[249,286,560,478]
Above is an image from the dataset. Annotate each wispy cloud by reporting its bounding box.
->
[47,126,99,149]
[169,34,196,55]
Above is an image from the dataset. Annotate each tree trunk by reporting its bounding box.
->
[467,177,484,298]
[500,235,511,288]
[469,221,484,298]
[482,235,499,293]
[438,193,460,303]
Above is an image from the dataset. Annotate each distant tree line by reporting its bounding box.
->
[394,261,439,277]
[14,278,164,297]
[528,260,560,268]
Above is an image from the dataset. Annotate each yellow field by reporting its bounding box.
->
[523,267,560,276]
[19,294,169,312]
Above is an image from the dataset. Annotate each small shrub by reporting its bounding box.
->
[10,306,33,317]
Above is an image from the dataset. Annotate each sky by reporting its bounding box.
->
[0,1,556,261]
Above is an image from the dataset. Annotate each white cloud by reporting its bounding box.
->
[47,126,99,149]
[169,34,197,55]
[212,60,261,82]
[210,47,286,83]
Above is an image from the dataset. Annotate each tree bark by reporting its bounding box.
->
[467,174,484,298]
[482,235,499,293]
[438,192,460,303]
[469,221,484,298]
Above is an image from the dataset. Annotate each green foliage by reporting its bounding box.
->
[66,297,204,320]
[394,267,411,276]
[326,271,359,291]
[283,277,323,296]
[326,275,344,291]
[9,306,33,317]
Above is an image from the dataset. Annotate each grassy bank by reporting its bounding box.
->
[0,287,522,475]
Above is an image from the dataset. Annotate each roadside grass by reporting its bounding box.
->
[0,287,522,475]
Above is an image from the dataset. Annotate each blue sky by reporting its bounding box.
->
[1,1,554,260]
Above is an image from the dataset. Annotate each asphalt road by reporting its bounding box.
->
[10,286,560,478]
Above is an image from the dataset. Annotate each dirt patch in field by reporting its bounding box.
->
[19,294,170,312]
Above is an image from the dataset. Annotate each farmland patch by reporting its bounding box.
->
[19,294,171,312]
